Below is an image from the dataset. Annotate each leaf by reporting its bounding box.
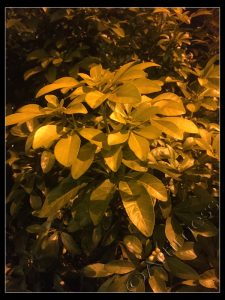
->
[137,173,167,201]
[118,69,146,82]
[36,77,79,98]
[109,83,141,104]
[153,100,186,116]
[61,232,81,255]
[106,274,131,292]
[129,62,160,71]
[122,158,148,172]
[148,275,167,293]
[151,119,183,140]
[41,150,55,173]
[32,125,61,149]
[199,269,218,289]
[119,181,155,237]
[110,111,127,124]
[105,260,135,274]
[98,276,116,292]
[108,130,129,145]
[133,78,163,94]
[71,143,96,179]
[123,235,143,257]
[190,219,218,237]
[64,103,88,114]
[85,91,108,109]
[45,94,59,107]
[112,61,137,83]
[134,125,161,140]
[165,256,199,280]
[151,92,182,105]
[26,224,42,233]
[83,263,113,277]
[26,49,47,61]
[79,128,105,148]
[111,25,125,38]
[174,242,197,261]
[103,145,122,172]
[54,134,81,167]
[90,179,116,225]
[24,66,42,80]
[162,117,199,134]
[128,132,149,161]
[165,216,184,251]
[36,183,86,218]
[5,112,43,126]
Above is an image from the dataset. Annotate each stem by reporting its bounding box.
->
[102,103,110,133]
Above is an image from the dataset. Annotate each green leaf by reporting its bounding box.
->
[105,260,135,274]
[36,183,86,218]
[109,83,141,104]
[128,132,149,161]
[133,78,163,94]
[165,256,199,280]
[71,143,96,179]
[64,103,88,114]
[41,150,55,173]
[162,117,199,133]
[83,263,113,277]
[119,181,155,237]
[134,125,161,140]
[123,235,143,257]
[137,173,167,201]
[103,145,122,172]
[79,128,106,148]
[54,134,81,167]
[174,242,197,261]
[165,216,184,251]
[36,77,79,98]
[85,91,108,109]
[61,232,81,255]
[90,179,116,225]
[33,125,62,149]
[5,112,43,126]
[107,130,129,145]
[151,119,183,140]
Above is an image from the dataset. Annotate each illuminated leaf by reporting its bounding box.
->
[123,235,143,257]
[107,130,129,145]
[134,125,161,140]
[85,91,108,109]
[109,83,141,104]
[90,179,116,225]
[36,77,79,98]
[83,263,113,278]
[153,100,186,116]
[41,150,55,173]
[71,143,96,179]
[105,260,135,274]
[119,181,155,237]
[174,242,197,260]
[33,125,61,149]
[54,134,81,167]
[103,145,122,172]
[133,78,163,94]
[64,103,88,114]
[138,173,167,201]
[165,216,184,251]
[79,128,106,148]
[24,66,42,80]
[152,93,182,105]
[199,269,219,289]
[45,94,59,107]
[162,117,199,133]
[128,132,149,161]
[151,119,183,139]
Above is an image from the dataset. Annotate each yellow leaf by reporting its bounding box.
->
[151,119,183,140]
[133,78,163,94]
[64,103,88,114]
[24,66,42,80]
[90,64,102,80]
[153,100,186,116]
[134,125,161,140]
[129,62,160,71]
[118,69,146,82]
[174,242,197,260]
[105,260,135,274]
[85,91,108,109]
[152,92,181,105]
[33,125,62,149]
[109,83,141,104]
[119,181,155,237]
[165,216,184,251]
[138,173,167,201]
[199,269,218,289]
[112,61,136,83]
[103,146,122,172]
[41,150,55,173]
[162,117,199,133]
[17,104,44,114]
[5,112,43,127]
[36,77,79,98]
[107,131,129,145]
[83,263,113,278]
[71,143,96,179]
[123,235,142,257]
[45,94,59,107]
[109,112,127,124]
[128,132,149,161]
[79,128,106,148]
[54,134,81,167]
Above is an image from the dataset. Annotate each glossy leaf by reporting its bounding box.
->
[119,181,155,237]
[36,77,79,98]
[105,260,135,274]
[71,143,96,179]
[85,91,108,109]
[90,179,116,225]
[107,130,129,145]
[41,150,55,173]
[174,242,197,260]
[33,125,62,149]
[103,145,122,172]
[54,134,81,167]
[123,235,143,257]
[128,132,149,161]
[138,173,167,201]
[6,112,43,126]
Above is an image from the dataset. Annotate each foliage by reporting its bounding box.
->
[6,7,219,292]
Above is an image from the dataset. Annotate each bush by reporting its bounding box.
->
[6,8,219,292]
